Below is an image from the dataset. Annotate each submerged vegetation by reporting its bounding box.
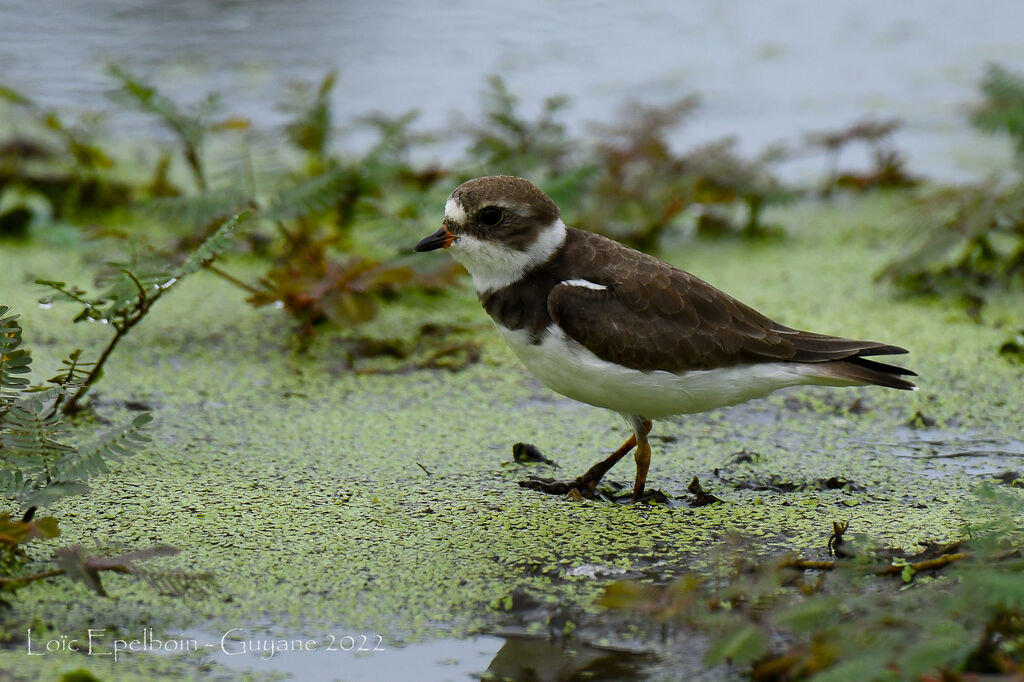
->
[604,486,1024,680]
[879,63,1024,318]
[1,61,1023,680]
[0,70,808,347]
[0,305,207,599]
[38,212,250,415]
[7,64,1019,338]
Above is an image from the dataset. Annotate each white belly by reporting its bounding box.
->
[498,323,844,418]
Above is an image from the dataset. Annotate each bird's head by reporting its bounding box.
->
[414,175,567,292]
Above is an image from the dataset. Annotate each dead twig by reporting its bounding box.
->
[780,552,972,576]
[0,568,65,586]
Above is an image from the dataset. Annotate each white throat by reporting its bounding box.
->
[449,217,568,293]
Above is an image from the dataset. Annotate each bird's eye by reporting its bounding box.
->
[478,207,504,227]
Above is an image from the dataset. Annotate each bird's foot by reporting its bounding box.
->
[518,474,600,499]
[518,475,671,504]
[515,429,645,501]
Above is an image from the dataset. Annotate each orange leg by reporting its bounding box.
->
[519,416,654,500]
[631,417,653,501]
[574,432,639,493]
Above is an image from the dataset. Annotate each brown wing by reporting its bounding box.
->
[547,230,911,374]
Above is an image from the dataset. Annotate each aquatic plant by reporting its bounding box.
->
[461,74,576,179]
[281,70,337,174]
[803,118,918,195]
[38,212,249,415]
[107,64,251,192]
[578,98,792,248]
[602,486,1024,680]
[0,306,207,598]
[880,64,1024,315]
[971,62,1024,164]
[0,84,129,224]
[2,66,913,348]
[879,183,1024,305]
[111,69,459,341]
[459,81,792,250]
[678,138,792,240]
[573,96,701,250]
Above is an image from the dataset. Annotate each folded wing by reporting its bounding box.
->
[546,234,916,389]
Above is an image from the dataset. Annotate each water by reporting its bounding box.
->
[3,1,1024,180]
[173,631,505,682]
[2,5,1021,679]
[143,630,668,681]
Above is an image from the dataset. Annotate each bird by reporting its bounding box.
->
[414,175,916,501]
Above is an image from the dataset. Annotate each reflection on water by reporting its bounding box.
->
[487,635,656,682]
[164,629,663,681]
[3,1,1024,179]
[169,629,504,682]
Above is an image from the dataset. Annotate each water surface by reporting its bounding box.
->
[3,1,1024,179]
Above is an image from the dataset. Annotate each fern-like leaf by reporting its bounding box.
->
[0,306,32,404]
[263,166,352,222]
[282,70,337,160]
[36,281,107,323]
[23,482,91,509]
[971,63,1024,156]
[174,211,251,277]
[46,349,92,391]
[107,64,223,190]
[54,413,152,483]
[107,65,204,151]
[130,564,215,597]
[54,543,211,597]
[0,469,34,501]
[139,188,252,230]
[0,394,73,471]
[0,306,23,351]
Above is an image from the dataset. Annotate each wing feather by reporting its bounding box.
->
[547,230,912,375]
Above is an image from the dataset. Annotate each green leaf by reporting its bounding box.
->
[283,70,337,158]
[774,596,844,633]
[263,166,352,222]
[54,411,152,483]
[971,63,1024,154]
[1,306,31,397]
[0,393,74,463]
[0,469,33,499]
[327,292,379,325]
[173,211,250,278]
[53,546,107,597]
[808,655,891,682]
[0,84,33,106]
[898,626,973,679]
[24,482,90,509]
[87,544,179,568]
[33,516,60,538]
[139,188,250,230]
[107,64,201,146]
[704,624,769,667]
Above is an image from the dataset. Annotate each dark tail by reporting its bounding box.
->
[814,353,917,390]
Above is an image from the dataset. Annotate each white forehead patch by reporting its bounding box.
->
[444,197,468,224]
[562,279,607,291]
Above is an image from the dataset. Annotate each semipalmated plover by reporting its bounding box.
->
[415,176,916,501]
